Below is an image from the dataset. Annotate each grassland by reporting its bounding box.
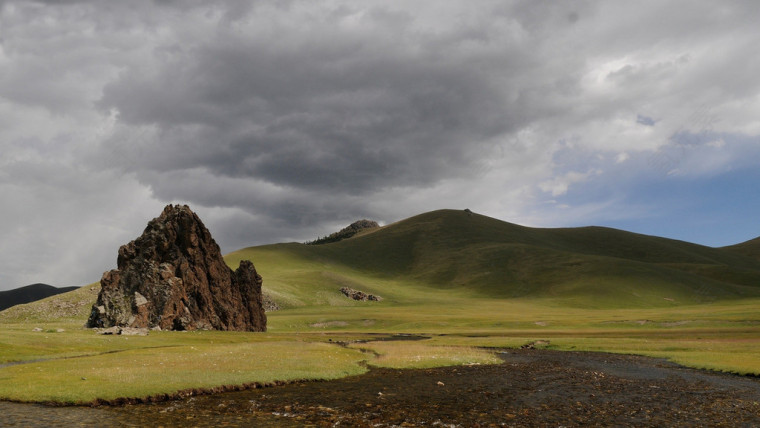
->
[3,298,760,404]
[2,208,760,404]
[227,209,760,308]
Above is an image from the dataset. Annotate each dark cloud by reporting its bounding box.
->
[2,0,760,290]
[97,2,522,197]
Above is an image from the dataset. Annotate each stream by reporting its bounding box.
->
[4,349,760,427]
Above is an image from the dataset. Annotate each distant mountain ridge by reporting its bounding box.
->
[0,283,79,311]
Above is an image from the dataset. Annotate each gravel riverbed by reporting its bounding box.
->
[3,349,760,427]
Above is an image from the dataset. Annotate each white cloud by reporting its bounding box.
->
[539,170,602,197]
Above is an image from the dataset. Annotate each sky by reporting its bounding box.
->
[1,0,760,291]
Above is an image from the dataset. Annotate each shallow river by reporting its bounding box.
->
[4,350,760,427]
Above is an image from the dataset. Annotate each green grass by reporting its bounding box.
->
[229,209,760,309]
[3,298,760,403]
[0,336,367,404]
[3,208,760,403]
[348,342,501,369]
[0,282,99,324]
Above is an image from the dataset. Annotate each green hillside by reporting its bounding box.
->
[0,282,99,324]
[724,237,760,261]
[227,209,760,309]
[4,208,760,404]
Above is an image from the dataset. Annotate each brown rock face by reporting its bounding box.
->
[86,205,266,332]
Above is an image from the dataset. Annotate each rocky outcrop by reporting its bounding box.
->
[97,326,149,336]
[262,293,280,312]
[306,219,380,245]
[86,204,266,332]
[340,287,382,302]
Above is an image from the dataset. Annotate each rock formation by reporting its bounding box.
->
[340,287,382,302]
[306,219,380,245]
[262,293,280,312]
[86,205,266,332]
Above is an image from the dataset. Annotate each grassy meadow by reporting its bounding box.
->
[2,209,760,403]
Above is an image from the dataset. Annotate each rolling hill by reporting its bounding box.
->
[226,209,760,309]
[4,209,760,317]
[4,210,760,405]
[0,284,79,311]
[723,237,760,261]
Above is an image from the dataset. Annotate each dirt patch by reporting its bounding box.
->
[520,339,550,349]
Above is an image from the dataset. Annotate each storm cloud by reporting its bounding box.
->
[2,0,760,290]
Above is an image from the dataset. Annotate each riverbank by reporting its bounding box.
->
[4,349,760,426]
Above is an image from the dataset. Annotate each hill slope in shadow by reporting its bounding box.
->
[723,237,760,261]
[0,284,79,311]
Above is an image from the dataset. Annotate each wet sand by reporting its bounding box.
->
[4,349,760,426]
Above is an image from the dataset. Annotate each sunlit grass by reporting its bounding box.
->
[544,336,760,376]
[0,323,297,364]
[350,342,500,369]
[0,340,366,404]
[425,328,760,376]
[3,301,760,403]
[0,283,99,324]
[3,207,760,404]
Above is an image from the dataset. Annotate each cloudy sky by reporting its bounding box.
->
[1,0,759,291]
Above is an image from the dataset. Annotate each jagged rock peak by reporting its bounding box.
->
[343,219,380,232]
[86,204,266,332]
